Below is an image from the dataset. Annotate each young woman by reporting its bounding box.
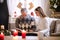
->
[35,6,57,36]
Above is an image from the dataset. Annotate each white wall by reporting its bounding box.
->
[7,0,51,23]
[38,0,51,17]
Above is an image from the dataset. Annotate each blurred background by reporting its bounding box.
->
[0,0,60,30]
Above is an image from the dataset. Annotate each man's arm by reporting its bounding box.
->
[15,18,20,28]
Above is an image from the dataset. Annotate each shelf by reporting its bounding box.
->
[51,11,60,18]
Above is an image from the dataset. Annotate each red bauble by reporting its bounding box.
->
[14,15,16,17]
[31,12,34,16]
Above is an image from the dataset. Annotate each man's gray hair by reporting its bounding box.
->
[21,8,27,13]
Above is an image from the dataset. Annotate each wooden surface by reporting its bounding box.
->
[4,36,39,40]
[4,36,60,40]
[51,11,60,18]
[43,37,60,40]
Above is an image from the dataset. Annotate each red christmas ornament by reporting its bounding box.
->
[14,11,17,17]
[14,15,16,17]
[31,12,34,16]
[14,11,16,14]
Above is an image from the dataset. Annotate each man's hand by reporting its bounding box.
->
[16,28,22,33]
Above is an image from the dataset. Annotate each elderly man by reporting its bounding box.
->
[15,8,36,32]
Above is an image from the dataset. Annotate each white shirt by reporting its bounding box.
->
[35,16,47,31]
[35,16,58,36]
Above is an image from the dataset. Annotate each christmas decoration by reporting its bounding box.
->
[31,12,34,16]
[29,2,34,10]
[0,30,11,36]
[17,2,22,9]
[14,11,17,18]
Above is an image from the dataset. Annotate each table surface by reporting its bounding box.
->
[43,37,60,40]
[4,36,39,40]
[4,36,60,40]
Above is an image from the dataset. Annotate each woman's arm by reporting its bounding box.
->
[39,17,52,36]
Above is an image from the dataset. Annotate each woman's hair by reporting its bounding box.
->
[35,6,46,17]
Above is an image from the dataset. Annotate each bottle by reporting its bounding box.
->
[25,23,28,32]
[28,25,30,32]
[31,21,36,32]
[22,24,25,30]
[19,21,21,29]
[19,24,21,29]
